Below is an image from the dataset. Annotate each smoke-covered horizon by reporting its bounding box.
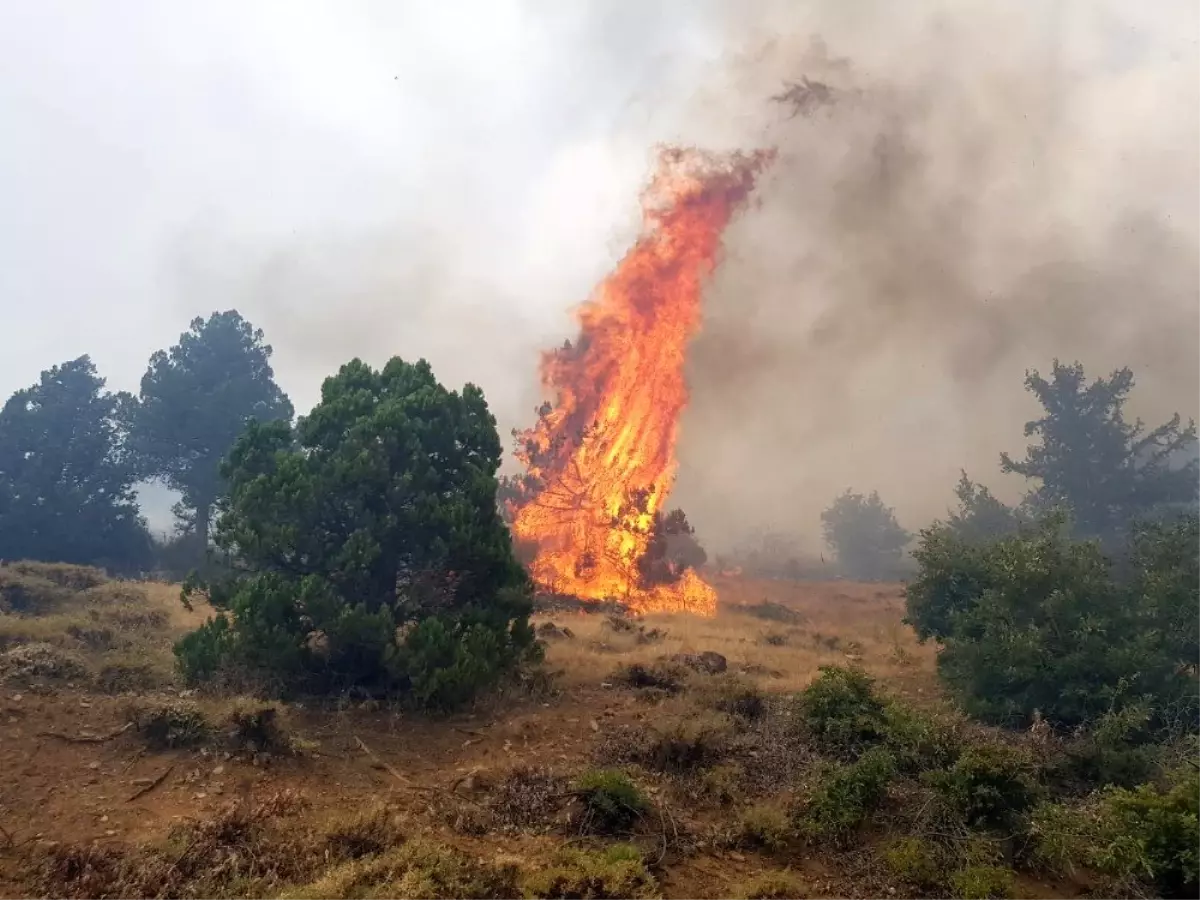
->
[1,1,1195,546]
[672,0,1200,552]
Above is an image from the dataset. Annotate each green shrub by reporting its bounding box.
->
[522,844,657,899]
[572,769,649,835]
[882,836,944,889]
[1029,764,1199,898]
[906,515,1199,730]
[924,742,1040,829]
[172,357,536,708]
[949,865,1015,899]
[793,665,886,758]
[1051,704,1162,791]
[735,870,809,899]
[880,701,962,773]
[800,746,895,845]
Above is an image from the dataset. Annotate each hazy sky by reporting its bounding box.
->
[2,1,1196,542]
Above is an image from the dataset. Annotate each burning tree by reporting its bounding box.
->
[505,147,772,615]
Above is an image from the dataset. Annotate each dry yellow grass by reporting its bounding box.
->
[540,576,937,700]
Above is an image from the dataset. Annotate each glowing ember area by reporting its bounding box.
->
[509,147,772,616]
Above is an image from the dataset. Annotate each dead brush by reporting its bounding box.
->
[162,789,313,890]
[637,712,734,774]
[612,660,687,695]
[488,764,570,831]
[127,697,210,749]
[223,698,302,755]
[28,789,313,899]
[700,674,767,721]
[30,841,173,900]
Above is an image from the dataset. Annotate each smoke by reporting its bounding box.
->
[665,0,1199,552]
[37,1,1190,545]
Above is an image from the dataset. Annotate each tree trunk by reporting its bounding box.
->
[194,501,211,559]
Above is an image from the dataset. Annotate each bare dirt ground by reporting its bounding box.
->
[0,569,1070,899]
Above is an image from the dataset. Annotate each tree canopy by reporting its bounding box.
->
[1000,361,1197,540]
[821,489,911,580]
[0,356,151,570]
[175,356,535,707]
[131,310,293,552]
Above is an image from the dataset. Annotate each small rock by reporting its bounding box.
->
[728,851,746,862]
[78,700,91,708]
[104,830,117,837]
[193,792,207,800]
[600,681,613,689]
[99,815,108,823]
[588,719,600,733]
[86,761,101,771]
[130,777,154,787]
[10,694,21,702]
[212,786,224,796]
[211,765,225,776]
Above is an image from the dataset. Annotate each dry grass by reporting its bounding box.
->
[0,565,215,692]
[541,577,936,699]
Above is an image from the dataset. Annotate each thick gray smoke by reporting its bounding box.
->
[669,0,1199,553]
[3,2,1191,544]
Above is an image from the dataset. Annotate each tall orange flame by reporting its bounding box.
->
[510,147,772,615]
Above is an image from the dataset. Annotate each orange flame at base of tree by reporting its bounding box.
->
[509,147,773,617]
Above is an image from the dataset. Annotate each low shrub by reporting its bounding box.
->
[793,665,886,758]
[6,561,108,591]
[1028,764,1199,899]
[286,839,520,900]
[0,569,74,614]
[320,802,404,860]
[1050,704,1162,791]
[638,712,732,773]
[735,870,809,899]
[572,769,649,835]
[800,746,895,845]
[223,699,299,755]
[702,674,767,721]
[949,865,1016,899]
[882,836,944,890]
[522,844,657,900]
[489,766,570,831]
[734,802,793,853]
[613,661,686,694]
[923,742,1040,829]
[880,701,962,773]
[127,698,210,749]
[0,641,89,684]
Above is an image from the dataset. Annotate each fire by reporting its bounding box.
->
[509,147,772,616]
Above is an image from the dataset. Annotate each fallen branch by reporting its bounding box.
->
[127,764,174,802]
[353,736,421,789]
[38,721,133,743]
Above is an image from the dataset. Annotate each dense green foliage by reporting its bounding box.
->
[0,357,152,571]
[130,311,293,558]
[175,356,535,707]
[906,514,1198,730]
[820,489,910,579]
